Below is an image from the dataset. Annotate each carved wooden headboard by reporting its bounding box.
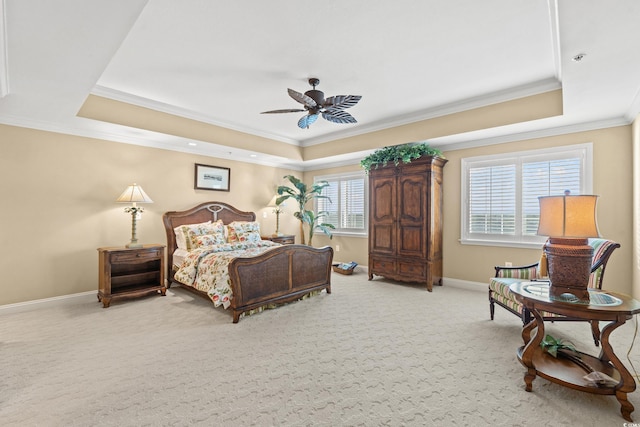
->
[162,202,256,280]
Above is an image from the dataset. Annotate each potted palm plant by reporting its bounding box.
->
[276,175,335,245]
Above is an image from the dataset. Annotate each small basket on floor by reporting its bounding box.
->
[332,262,357,275]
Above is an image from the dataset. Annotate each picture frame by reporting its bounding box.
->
[194,163,230,191]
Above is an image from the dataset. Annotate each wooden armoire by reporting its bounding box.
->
[367,156,447,291]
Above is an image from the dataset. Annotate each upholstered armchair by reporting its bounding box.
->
[488,238,620,346]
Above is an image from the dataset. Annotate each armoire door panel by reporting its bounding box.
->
[371,177,396,223]
[398,176,425,223]
[398,225,425,257]
[371,224,396,254]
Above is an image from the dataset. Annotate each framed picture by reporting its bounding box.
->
[194,163,230,191]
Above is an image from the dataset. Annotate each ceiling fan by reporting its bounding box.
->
[261,78,362,129]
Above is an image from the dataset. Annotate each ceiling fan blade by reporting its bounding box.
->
[288,88,317,108]
[324,95,362,110]
[322,109,357,124]
[298,113,319,129]
[261,108,306,114]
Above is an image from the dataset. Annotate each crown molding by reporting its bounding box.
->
[0,114,305,171]
[299,78,562,147]
[625,84,640,122]
[0,105,631,174]
[547,0,562,82]
[93,77,562,151]
[0,0,10,98]
[430,116,631,152]
[91,85,301,146]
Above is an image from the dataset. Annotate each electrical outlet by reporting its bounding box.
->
[336,245,340,252]
[262,212,268,218]
[505,261,512,267]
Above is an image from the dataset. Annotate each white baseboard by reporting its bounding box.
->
[441,277,486,293]
[344,265,487,293]
[0,290,96,314]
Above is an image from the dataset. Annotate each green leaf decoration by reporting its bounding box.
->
[540,334,578,358]
[360,142,444,173]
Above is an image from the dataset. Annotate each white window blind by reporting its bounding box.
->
[461,143,592,247]
[315,172,367,236]
[469,164,516,235]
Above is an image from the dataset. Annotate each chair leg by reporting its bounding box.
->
[489,290,495,320]
[590,320,601,347]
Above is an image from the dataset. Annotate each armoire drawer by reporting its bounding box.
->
[370,257,396,275]
[398,261,426,280]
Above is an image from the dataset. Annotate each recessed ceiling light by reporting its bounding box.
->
[250,154,257,158]
[572,53,586,62]
[187,142,197,146]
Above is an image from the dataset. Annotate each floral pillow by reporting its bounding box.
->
[174,220,211,250]
[188,220,226,249]
[190,232,226,249]
[226,221,262,243]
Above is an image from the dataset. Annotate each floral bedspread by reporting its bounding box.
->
[174,241,280,309]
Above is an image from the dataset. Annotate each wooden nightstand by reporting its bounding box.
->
[97,244,166,308]
[262,234,295,245]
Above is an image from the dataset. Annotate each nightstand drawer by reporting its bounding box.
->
[273,236,294,244]
[111,248,162,263]
[262,235,295,245]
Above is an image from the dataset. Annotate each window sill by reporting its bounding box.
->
[459,239,544,250]
[331,232,368,238]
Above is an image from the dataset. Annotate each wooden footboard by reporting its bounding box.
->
[228,244,333,323]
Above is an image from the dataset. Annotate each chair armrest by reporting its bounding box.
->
[494,262,539,279]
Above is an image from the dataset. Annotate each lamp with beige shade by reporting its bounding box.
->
[537,195,600,301]
[116,183,153,248]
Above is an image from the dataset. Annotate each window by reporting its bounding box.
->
[461,143,593,248]
[315,172,367,236]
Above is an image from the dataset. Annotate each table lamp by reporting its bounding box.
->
[116,183,154,248]
[267,195,285,237]
[537,195,600,301]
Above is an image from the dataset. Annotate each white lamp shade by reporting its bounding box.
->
[537,195,599,238]
[116,183,154,204]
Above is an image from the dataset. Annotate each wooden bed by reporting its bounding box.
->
[163,201,333,322]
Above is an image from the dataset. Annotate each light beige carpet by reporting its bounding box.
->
[1,272,639,426]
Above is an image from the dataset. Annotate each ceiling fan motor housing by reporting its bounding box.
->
[305,89,325,109]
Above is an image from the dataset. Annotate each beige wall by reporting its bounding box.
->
[307,125,633,295]
[441,126,633,294]
[0,124,299,305]
[0,121,634,306]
